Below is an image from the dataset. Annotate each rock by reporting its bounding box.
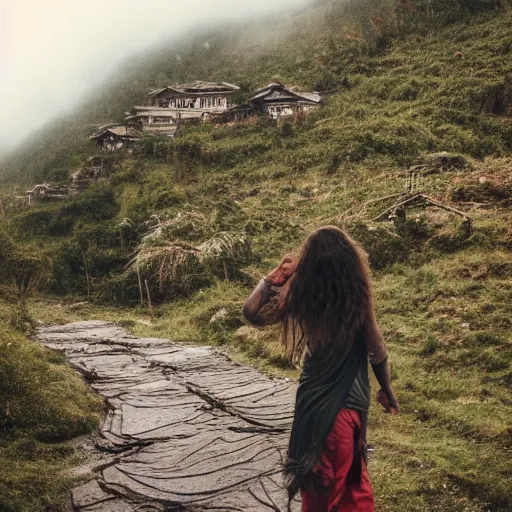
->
[413,152,471,174]
[209,307,229,324]
[234,325,267,343]
[36,321,299,511]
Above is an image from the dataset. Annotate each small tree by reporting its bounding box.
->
[0,223,51,304]
[7,244,52,304]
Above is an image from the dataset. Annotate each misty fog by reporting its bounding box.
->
[0,0,312,154]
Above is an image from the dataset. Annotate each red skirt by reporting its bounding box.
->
[301,409,375,512]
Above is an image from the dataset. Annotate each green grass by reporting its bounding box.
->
[0,298,102,512]
[29,185,512,509]
[8,155,512,511]
[1,4,512,511]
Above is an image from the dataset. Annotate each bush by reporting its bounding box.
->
[451,182,512,205]
[50,187,118,236]
[464,331,506,347]
[420,335,440,356]
[351,223,410,270]
[126,232,253,302]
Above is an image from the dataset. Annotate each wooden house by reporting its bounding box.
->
[249,83,322,119]
[89,124,139,152]
[216,104,255,124]
[147,81,239,111]
[127,81,240,130]
[125,106,181,136]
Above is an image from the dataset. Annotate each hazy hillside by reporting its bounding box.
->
[0,0,327,183]
[2,0,510,183]
[1,1,511,510]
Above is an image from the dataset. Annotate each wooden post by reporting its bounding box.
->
[83,254,91,301]
[136,258,144,306]
[144,279,154,319]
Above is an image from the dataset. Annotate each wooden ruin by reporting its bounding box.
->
[89,124,139,152]
[374,193,472,223]
[22,184,68,205]
[372,167,473,234]
[70,155,119,196]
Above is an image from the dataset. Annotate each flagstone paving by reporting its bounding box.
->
[37,321,300,511]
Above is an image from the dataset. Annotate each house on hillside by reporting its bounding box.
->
[125,107,181,136]
[148,81,239,110]
[127,81,240,131]
[23,184,68,205]
[216,103,255,124]
[249,83,322,119]
[89,124,139,152]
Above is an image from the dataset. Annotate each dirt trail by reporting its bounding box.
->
[37,321,300,511]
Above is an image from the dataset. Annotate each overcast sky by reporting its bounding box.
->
[0,0,309,154]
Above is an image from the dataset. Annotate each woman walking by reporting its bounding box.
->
[243,226,398,511]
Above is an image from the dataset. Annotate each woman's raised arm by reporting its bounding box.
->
[242,278,277,326]
[242,257,296,327]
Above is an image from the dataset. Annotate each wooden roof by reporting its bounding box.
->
[90,124,139,140]
[250,83,321,105]
[149,81,240,97]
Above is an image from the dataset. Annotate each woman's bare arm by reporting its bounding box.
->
[366,303,399,414]
[242,257,296,327]
[242,278,277,327]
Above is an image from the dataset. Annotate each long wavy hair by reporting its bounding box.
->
[281,226,372,361]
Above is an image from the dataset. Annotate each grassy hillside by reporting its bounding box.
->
[1,1,511,510]
[22,154,512,511]
[1,0,510,183]
[0,294,102,511]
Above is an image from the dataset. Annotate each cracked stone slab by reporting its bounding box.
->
[37,321,300,511]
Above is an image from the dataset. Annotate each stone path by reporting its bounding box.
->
[37,321,300,511]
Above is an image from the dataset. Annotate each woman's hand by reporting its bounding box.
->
[264,256,296,287]
[377,389,399,416]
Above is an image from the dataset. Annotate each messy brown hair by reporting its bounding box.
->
[281,226,372,361]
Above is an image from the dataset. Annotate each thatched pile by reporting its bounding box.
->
[142,211,211,243]
[126,231,252,301]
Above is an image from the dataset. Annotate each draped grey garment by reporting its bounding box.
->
[284,330,369,501]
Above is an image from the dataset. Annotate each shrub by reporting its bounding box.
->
[464,331,506,347]
[351,223,409,270]
[1,240,51,305]
[420,335,440,356]
[126,232,253,302]
[451,182,512,204]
